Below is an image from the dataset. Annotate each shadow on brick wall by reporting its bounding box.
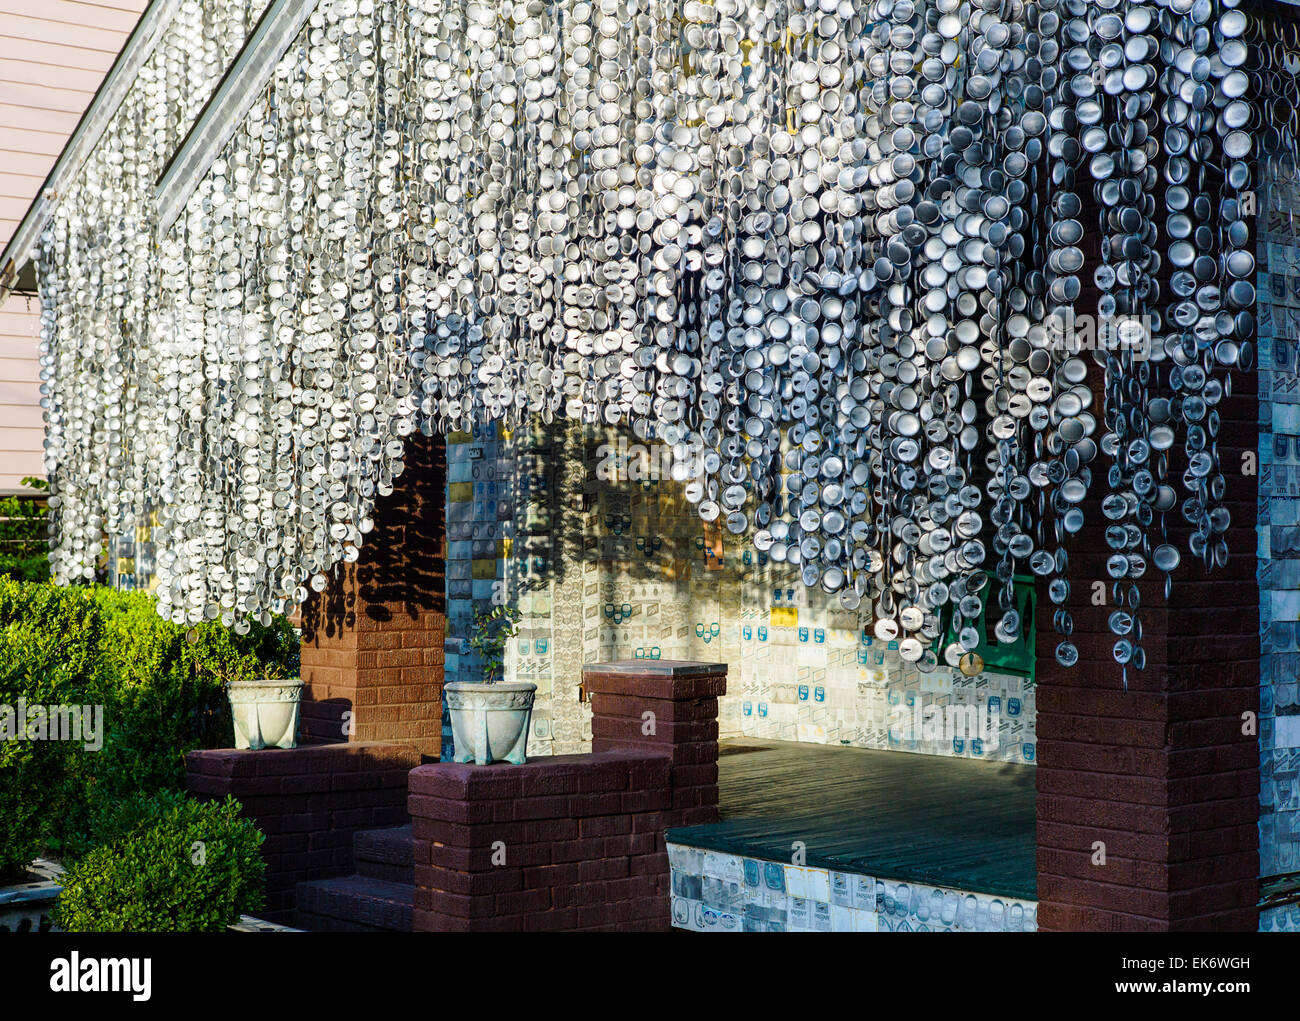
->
[301,429,447,641]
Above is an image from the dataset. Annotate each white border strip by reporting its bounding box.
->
[155,0,319,238]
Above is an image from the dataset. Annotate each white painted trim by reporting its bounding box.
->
[155,0,319,238]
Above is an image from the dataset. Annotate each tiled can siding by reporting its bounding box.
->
[443,422,511,759]
[1257,155,1300,930]
[667,843,1037,933]
[1261,903,1300,932]
[487,420,1036,765]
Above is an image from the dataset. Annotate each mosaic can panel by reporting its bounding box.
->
[444,422,512,759]
[1261,902,1300,933]
[667,843,1037,933]
[491,421,1036,764]
[1257,154,1300,929]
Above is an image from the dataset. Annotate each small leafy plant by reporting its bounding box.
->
[53,795,265,932]
[468,605,520,683]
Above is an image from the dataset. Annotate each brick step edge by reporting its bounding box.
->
[291,910,389,933]
[295,875,413,933]
[356,860,414,883]
[353,825,414,882]
[353,825,413,864]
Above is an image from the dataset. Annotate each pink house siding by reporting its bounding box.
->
[0,296,44,490]
[0,0,147,491]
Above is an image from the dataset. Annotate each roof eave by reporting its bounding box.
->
[0,0,185,302]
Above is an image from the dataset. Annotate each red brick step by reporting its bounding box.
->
[294,875,412,932]
[353,824,413,884]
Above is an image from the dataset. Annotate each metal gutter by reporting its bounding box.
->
[155,0,319,238]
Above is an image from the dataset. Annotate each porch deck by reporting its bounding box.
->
[668,739,1037,901]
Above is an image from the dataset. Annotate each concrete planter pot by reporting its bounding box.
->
[445,681,537,765]
[227,678,304,750]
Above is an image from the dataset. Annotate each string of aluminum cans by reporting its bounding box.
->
[37,0,1257,679]
[37,0,273,621]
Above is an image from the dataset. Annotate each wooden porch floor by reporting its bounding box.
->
[668,739,1037,901]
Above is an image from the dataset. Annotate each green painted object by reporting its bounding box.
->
[940,572,1037,682]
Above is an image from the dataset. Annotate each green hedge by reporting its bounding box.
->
[53,794,265,932]
[0,579,298,873]
[0,581,101,878]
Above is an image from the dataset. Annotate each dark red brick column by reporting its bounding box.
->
[408,660,726,931]
[186,742,421,915]
[1034,349,1259,931]
[584,659,726,826]
[298,430,447,756]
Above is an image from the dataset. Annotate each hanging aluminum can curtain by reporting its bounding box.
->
[36,0,1260,681]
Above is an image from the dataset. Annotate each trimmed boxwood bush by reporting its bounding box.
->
[82,586,299,809]
[53,795,265,932]
[0,578,298,868]
[0,580,103,878]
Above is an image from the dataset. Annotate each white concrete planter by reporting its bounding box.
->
[228,678,304,750]
[445,681,537,765]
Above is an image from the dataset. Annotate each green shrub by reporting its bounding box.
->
[80,587,299,813]
[83,788,191,853]
[0,742,43,881]
[0,583,103,878]
[53,795,265,932]
[0,578,298,866]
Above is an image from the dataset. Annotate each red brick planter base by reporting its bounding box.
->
[186,741,421,914]
[409,660,725,931]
